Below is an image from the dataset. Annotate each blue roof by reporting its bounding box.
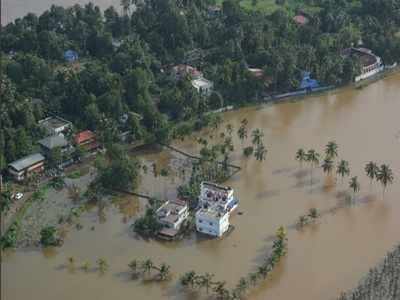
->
[300,72,320,89]
[64,50,78,62]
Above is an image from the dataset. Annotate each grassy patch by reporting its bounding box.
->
[67,167,90,179]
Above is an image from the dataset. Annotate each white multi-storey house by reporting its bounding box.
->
[195,182,239,237]
[156,200,189,239]
[198,182,238,213]
[195,207,229,237]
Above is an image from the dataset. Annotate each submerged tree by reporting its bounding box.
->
[180,271,197,289]
[295,148,307,168]
[337,160,350,184]
[226,123,234,136]
[325,141,338,160]
[81,261,91,272]
[128,259,139,276]
[141,259,154,275]
[156,263,171,281]
[254,143,267,161]
[234,277,249,298]
[97,258,108,274]
[322,158,334,177]
[349,176,360,201]
[40,226,59,247]
[213,281,230,299]
[365,161,379,188]
[199,272,214,293]
[237,120,248,145]
[306,149,320,186]
[251,129,264,147]
[377,164,394,198]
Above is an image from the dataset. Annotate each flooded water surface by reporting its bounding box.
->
[2,73,400,300]
[2,0,120,24]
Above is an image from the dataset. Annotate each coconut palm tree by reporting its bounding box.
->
[81,261,90,273]
[257,265,268,279]
[67,256,75,268]
[157,263,170,281]
[199,272,214,293]
[226,123,233,136]
[325,141,338,160]
[249,272,259,286]
[321,158,334,176]
[141,259,153,275]
[234,277,249,297]
[213,281,229,299]
[349,176,361,200]
[276,226,287,240]
[211,115,223,131]
[97,258,108,274]
[295,148,307,168]
[306,149,320,186]
[376,164,394,198]
[251,129,264,146]
[254,144,267,161]
[336,160,350,183]
[308,208,319,219]
[237,125,248,145]
[128,259,138,274]
[180,271,197,288]
[224,137,234,152]
[365,161,379,187]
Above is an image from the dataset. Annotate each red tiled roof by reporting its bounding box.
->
[75,130,95,145]
[293,15,308,25]
[173,64,203,78]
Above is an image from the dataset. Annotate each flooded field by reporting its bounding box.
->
[1,0,120,24]
[2,73,400,300]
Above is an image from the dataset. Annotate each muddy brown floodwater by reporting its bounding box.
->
[1,0,121,25]
[3,73,400,300]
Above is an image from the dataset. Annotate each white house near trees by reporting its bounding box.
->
[195,182,239,237]
[191,78,214,96]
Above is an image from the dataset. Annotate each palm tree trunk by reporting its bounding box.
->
[310,166,313,188]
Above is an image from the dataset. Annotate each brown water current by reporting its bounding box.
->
[1,0,122,25]
[2,73,400,300]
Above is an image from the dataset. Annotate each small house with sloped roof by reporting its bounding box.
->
[74,130,100,152]
[8,153,45,181]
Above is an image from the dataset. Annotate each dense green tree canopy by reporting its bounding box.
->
[1,0,400,170]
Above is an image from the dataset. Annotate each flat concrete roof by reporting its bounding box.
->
[38,135,68,150]
[39,116,71,130]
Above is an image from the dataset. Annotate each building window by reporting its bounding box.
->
[209,222,213,226]
[199,219,203,223]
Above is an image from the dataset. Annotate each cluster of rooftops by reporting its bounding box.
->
[156,182,238,239]
[7,116,100,181]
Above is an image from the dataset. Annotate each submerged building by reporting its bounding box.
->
[195,182,238,237]
[195,207,230,237]
[342,47,384,82]
[156,200,189,239]
[198,182,238,213]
